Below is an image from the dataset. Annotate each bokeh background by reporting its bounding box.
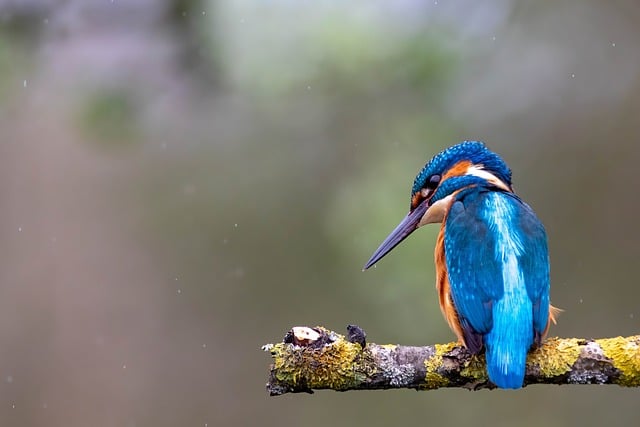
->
[0,0,639,426]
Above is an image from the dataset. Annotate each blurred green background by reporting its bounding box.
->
[0,0,639,426]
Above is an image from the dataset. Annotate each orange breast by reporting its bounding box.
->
[434,226,466,346]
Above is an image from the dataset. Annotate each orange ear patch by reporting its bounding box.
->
[442,160,472,180]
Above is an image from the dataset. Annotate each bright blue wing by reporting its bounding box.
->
[444,188,504,351]
[444,188,550,349]
[515,200,550,339]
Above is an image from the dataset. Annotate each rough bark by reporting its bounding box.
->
[263,325,640,395]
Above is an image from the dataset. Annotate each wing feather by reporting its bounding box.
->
[515,200,551,340]
[444,192,503,337]
[444,189,550,346]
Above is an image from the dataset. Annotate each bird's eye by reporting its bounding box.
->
[419,174,441,199]
[427,174,441,189]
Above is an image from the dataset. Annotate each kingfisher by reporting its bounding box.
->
[364,141,558,389]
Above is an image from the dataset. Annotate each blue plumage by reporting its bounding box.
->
[364,141,553,389]
[412,141,512,197]
[445,188,549,388]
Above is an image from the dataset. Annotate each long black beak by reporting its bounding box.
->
[363,200,429,270]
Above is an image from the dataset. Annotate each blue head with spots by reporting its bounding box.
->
[410,141,512,209]
[364,141,513,269]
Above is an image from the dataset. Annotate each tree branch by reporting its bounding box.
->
[263,325,640,395]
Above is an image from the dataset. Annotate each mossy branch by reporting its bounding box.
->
[263,325,640,395]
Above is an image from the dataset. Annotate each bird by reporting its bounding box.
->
[363,141,558,389]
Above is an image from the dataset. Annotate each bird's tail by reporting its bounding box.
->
[485,299,533,389]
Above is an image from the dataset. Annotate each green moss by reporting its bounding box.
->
[269,328,366,390]
[460,354,487,381]
[598,336,640,387]
[529,337,581,378]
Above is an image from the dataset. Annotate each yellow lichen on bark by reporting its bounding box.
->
[529,337,581,378]
[266,328,640,394]
[460,354,487,381]
[423,342,457,388]
[269,328,365,391]
[598,335,640,386]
